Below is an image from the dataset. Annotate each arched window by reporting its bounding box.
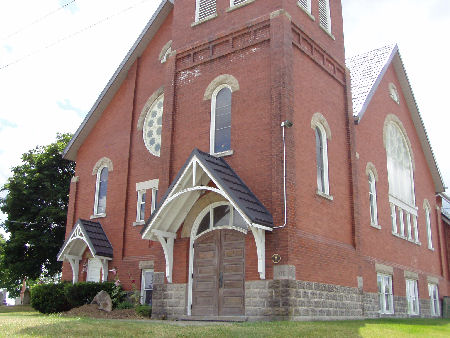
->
[211,85,232,155]
[194,202,247,238]
[94,166,108,216]
[384,117,418,241]
[385,122,415,206]
[368,169,378,227]
[311,113,331,197]
[424,200,433,250]
[92,157,113,218]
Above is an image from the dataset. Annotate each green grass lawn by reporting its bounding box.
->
[1,306,449,337]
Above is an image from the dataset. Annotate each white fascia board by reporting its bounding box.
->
[392,52,445,193]
[63,0,174,161]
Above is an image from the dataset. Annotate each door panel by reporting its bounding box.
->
[219,230,245,316]
[192,229,245,316]
[192,231,218,316]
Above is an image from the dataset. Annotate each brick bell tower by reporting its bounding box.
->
[165,0,352,283]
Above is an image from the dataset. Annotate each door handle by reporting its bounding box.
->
[219,271,223,288]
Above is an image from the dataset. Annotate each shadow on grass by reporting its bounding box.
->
[0,305,35,313]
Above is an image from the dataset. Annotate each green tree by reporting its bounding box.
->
[0,133,75,296]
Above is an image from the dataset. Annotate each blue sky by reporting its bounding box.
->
[0,0,449,243]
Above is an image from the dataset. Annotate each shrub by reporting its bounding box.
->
[31,283,71,314]
[64,281,117,308]
[135,304,152,318]
[116,301,134,309]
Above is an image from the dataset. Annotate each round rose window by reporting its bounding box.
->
[143,94,164,157]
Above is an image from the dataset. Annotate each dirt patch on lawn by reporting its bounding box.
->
[61,304,145,320]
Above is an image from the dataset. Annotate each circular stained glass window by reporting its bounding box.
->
[143,94,164,157]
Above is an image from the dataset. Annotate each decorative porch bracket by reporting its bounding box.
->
[153,230,176,283]
[65,254,80,284]
[250,226,266,280]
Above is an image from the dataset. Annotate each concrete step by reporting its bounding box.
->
[178,315,248,322]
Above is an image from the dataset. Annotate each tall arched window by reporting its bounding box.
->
[311,113,331,197]
[211,85,232,155]
[384,117,418,241]
[94,166,108,216]
[386,122,415,206]
[92,157,113,217]
[424,200,433,250]
[368,170,378,227]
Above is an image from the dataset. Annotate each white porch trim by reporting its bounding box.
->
[250,226,266,280]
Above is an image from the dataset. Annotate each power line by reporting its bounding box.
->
[1,0,78,41]
[0,0,150,70]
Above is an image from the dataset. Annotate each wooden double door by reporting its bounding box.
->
[192,229,245,316]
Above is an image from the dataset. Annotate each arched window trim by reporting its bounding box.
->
[191,201,247,241]
[93,165,109,218]
[210,84,233,157]
[311,113,331,199]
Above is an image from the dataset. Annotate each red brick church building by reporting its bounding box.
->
[58,0,449,320]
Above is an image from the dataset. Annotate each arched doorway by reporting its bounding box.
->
[190,202,245,316]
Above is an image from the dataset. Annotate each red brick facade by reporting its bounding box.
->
[61,0,449,318]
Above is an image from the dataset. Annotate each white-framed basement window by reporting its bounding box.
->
[94,166,109,217]
[134,179,159,226]
[428,283,440,316]
[406,279,419,315]
[377,273,394,314]
[318,0,331,33]
[210,85,233,156]
[195,0,217,22]
[368,169,379,227]
[424,200,433,250]
[140,269,154,305]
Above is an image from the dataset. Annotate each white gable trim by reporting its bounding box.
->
[63,0,174,161]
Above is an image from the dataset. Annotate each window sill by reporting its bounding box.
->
[133,221,145,226]
[90,213,106,219]
[191,13,218,27]
[316,190,333,201]
[227,0,255,13]
[296,3,315,21]
[428,247,435,251]
[211,149,234,158]
[319,25,335,40]
[370,223,381,230]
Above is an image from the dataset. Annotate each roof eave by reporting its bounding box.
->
[63,0,174,161]
[355,45,398,123]
[392,52,445,193]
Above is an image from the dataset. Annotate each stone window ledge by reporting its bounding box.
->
[133,221,145,227]
[319,25,335,40]
[316,190,333,201]
[211,150,234,158]
[90,213,106,219]
[191,13,218,27]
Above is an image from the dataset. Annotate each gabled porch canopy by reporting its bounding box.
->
[141,149,273,282]
[58,219,113,283]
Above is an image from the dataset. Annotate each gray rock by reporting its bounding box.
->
[91,290,113,312]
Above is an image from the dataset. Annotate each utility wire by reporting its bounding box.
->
[0,0,150,70]
[0,0,78,41]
